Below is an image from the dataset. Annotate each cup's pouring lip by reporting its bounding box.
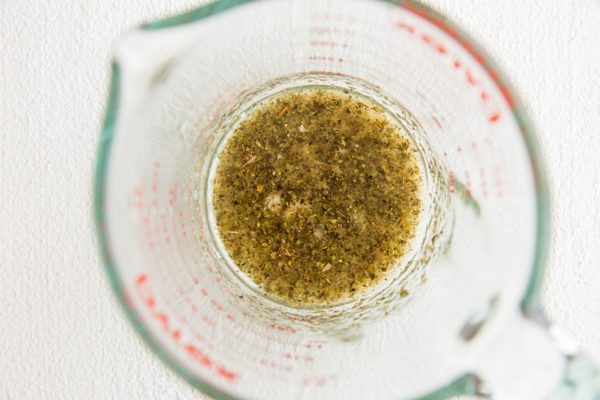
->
[94,1,550,399]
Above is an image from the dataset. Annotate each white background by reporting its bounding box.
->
[1,0,599,399]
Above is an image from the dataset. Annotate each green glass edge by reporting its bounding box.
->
[375,1,551,313]
[94,0,550,399]
[415,374,479,400]
[143,0,256,30]
[514,113,550,311]
[94,64,239,400]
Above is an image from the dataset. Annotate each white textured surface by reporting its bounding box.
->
[1,1,599,399]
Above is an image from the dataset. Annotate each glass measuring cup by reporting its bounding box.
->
[94,0,600,399]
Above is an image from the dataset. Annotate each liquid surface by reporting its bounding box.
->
[213,88,422,305]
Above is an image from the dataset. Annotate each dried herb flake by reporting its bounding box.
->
[213,88,422,305]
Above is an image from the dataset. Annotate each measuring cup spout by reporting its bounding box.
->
[112,28,197,110]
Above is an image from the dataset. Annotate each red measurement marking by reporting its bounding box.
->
[494,166,503,197]
[178,210,188,237]
[135,274,240,384]
[305,70,345,78]
[214,277,235,295]
[192,304,290,370]
[222,309,321,353]
[403,2,518,117]
[310,27,354,35]
[465,170,472,197]
[136,274,155,309]
[210,299,224,312]
[421,33,447,54]
[307,55,344,63]
[480,168,488,197]
[481,90,502,122]
[302,375,336,388]
[308,40,347,48]
[487,68,516,108]
[285,353,315,363]
[160,214,171,243]
[466,69,479,86]
[152,174,158,193]
[394,21,415,33]
[201,315,216,329]
[402,2,485,65]
[449,171,456,193]
[186,344,213,368]
[271,324,296,334]
[178,282,326,360]
[172,310,187,326]
[169,184,178,206]
[190,329,215,351]
[131,184,145,209]
[155,312,170,333]
[396,20,446,53]
[258,358,293,373]
[237,318,306,346]
[216,366,238,383]
[172,330,181,342]
[394,12,503,123]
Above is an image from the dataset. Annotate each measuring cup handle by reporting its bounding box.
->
[547,340,600,399]
[473,310,600,400]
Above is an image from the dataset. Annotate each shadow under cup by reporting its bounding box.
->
[96,1,547,399]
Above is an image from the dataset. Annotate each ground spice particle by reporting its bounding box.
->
[212,88,422,305]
